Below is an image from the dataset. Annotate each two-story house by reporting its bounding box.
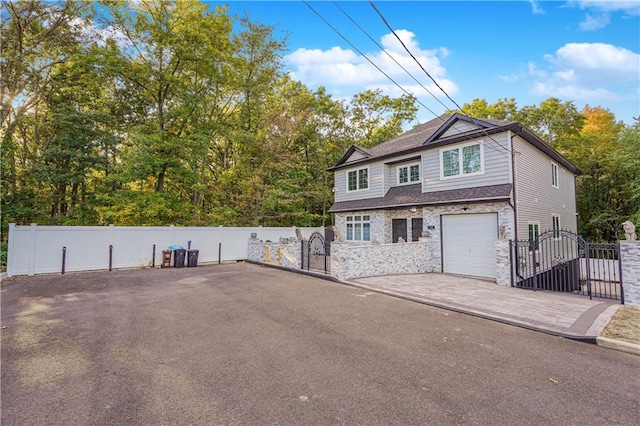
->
[328,113,580,280]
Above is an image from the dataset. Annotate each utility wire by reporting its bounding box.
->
[302,1,441,118]
[332,1,451,115]
[368,0,515,157]
[304,1,514,158]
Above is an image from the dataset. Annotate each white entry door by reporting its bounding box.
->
[442,213,498,278]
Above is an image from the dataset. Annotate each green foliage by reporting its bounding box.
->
[458,99,637,242]
[1,1,633,250]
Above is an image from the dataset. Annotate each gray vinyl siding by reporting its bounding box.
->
[513,136,577,240]
[334,162,385,202]
[442,121,477,137]
[422,134,512,192]
[388,159,422,187]
[346,151,367,162]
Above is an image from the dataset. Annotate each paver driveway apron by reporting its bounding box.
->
[347,273,620,340]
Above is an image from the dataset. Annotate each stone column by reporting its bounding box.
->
[495,239,511,286]
[620,241,640,307]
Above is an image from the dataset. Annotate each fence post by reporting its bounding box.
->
[28,223,37,276]
[532,241,537,290]
[585,241,592,299]
[509,240,514,287]
[7,223,16,277]
[618,242,625,305]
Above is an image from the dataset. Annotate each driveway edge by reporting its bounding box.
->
[340,279,600,343]
[596,336,640,356]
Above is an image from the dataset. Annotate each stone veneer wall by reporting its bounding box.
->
[620,241,640,307]
[247,240,301,269]
[331,239,431,281]
[421,201,514,274]
[334,210,386,244]
[494,239,511,286]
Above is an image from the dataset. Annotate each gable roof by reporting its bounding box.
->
[328,113,580,174]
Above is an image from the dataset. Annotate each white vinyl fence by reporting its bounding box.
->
[7,224,322,277]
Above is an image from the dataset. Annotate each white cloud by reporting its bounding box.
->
[573,1,640,15]
[531,81,618,100]
[569,0,640,30]
[529,43,640,101]
[579,13,611,30]
[285,30,457,103]
[529,1,545,14]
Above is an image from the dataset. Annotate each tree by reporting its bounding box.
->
[1,0,94,216]
[346,89,418,148]
[518,98,584,152]
[456,98,520,121]
[573,107,639,241]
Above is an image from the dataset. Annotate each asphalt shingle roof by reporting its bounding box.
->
[328,183,513,213]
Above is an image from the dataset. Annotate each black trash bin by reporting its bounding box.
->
[173,249,186,268]
[187,249,199,267]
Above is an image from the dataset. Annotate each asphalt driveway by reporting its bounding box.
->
[2,263,638,425]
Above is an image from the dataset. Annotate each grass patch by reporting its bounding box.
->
[601,306,640,345]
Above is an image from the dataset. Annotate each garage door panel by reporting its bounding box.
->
[442,213,497,278]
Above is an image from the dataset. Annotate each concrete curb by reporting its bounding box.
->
[244,260,340,283]
[596,336,640,356]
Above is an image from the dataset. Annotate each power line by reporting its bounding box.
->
[331,1,451,115]
[368,0,515,157]
[304,1,514,158]
[368,0,460,111]
[302,1,441,118]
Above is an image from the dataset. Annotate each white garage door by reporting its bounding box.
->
[442,213,498,278]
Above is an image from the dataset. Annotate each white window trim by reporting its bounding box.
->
[551,162,559,189]
[552,214,561,239]
[528,222,540,251]
[346,166,370,193]
[439,141,485,180]
[396,162,421,186]
[346,215,371,242]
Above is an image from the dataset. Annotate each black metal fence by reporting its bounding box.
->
[301,232,330,274]
[511,230,623,302]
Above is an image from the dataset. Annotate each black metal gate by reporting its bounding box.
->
[511,230,623,302]
[301,232,330,274]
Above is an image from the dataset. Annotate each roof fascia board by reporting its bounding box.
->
[423,113,495,145]
[330,144,371,170]
[510,124,581,175]
[328,127,506,171]
[329,196,511,213]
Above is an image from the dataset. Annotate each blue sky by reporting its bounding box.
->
[212,1,640,126]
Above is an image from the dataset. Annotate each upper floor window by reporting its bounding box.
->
[347,167,369,191]
[440,142,483,179]
[397,163,420,185]
[551,163,559,188]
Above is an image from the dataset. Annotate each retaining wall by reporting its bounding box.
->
[331,239,430,281]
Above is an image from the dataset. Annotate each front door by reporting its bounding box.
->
[411,218,423,242]
[392,219,407,243]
